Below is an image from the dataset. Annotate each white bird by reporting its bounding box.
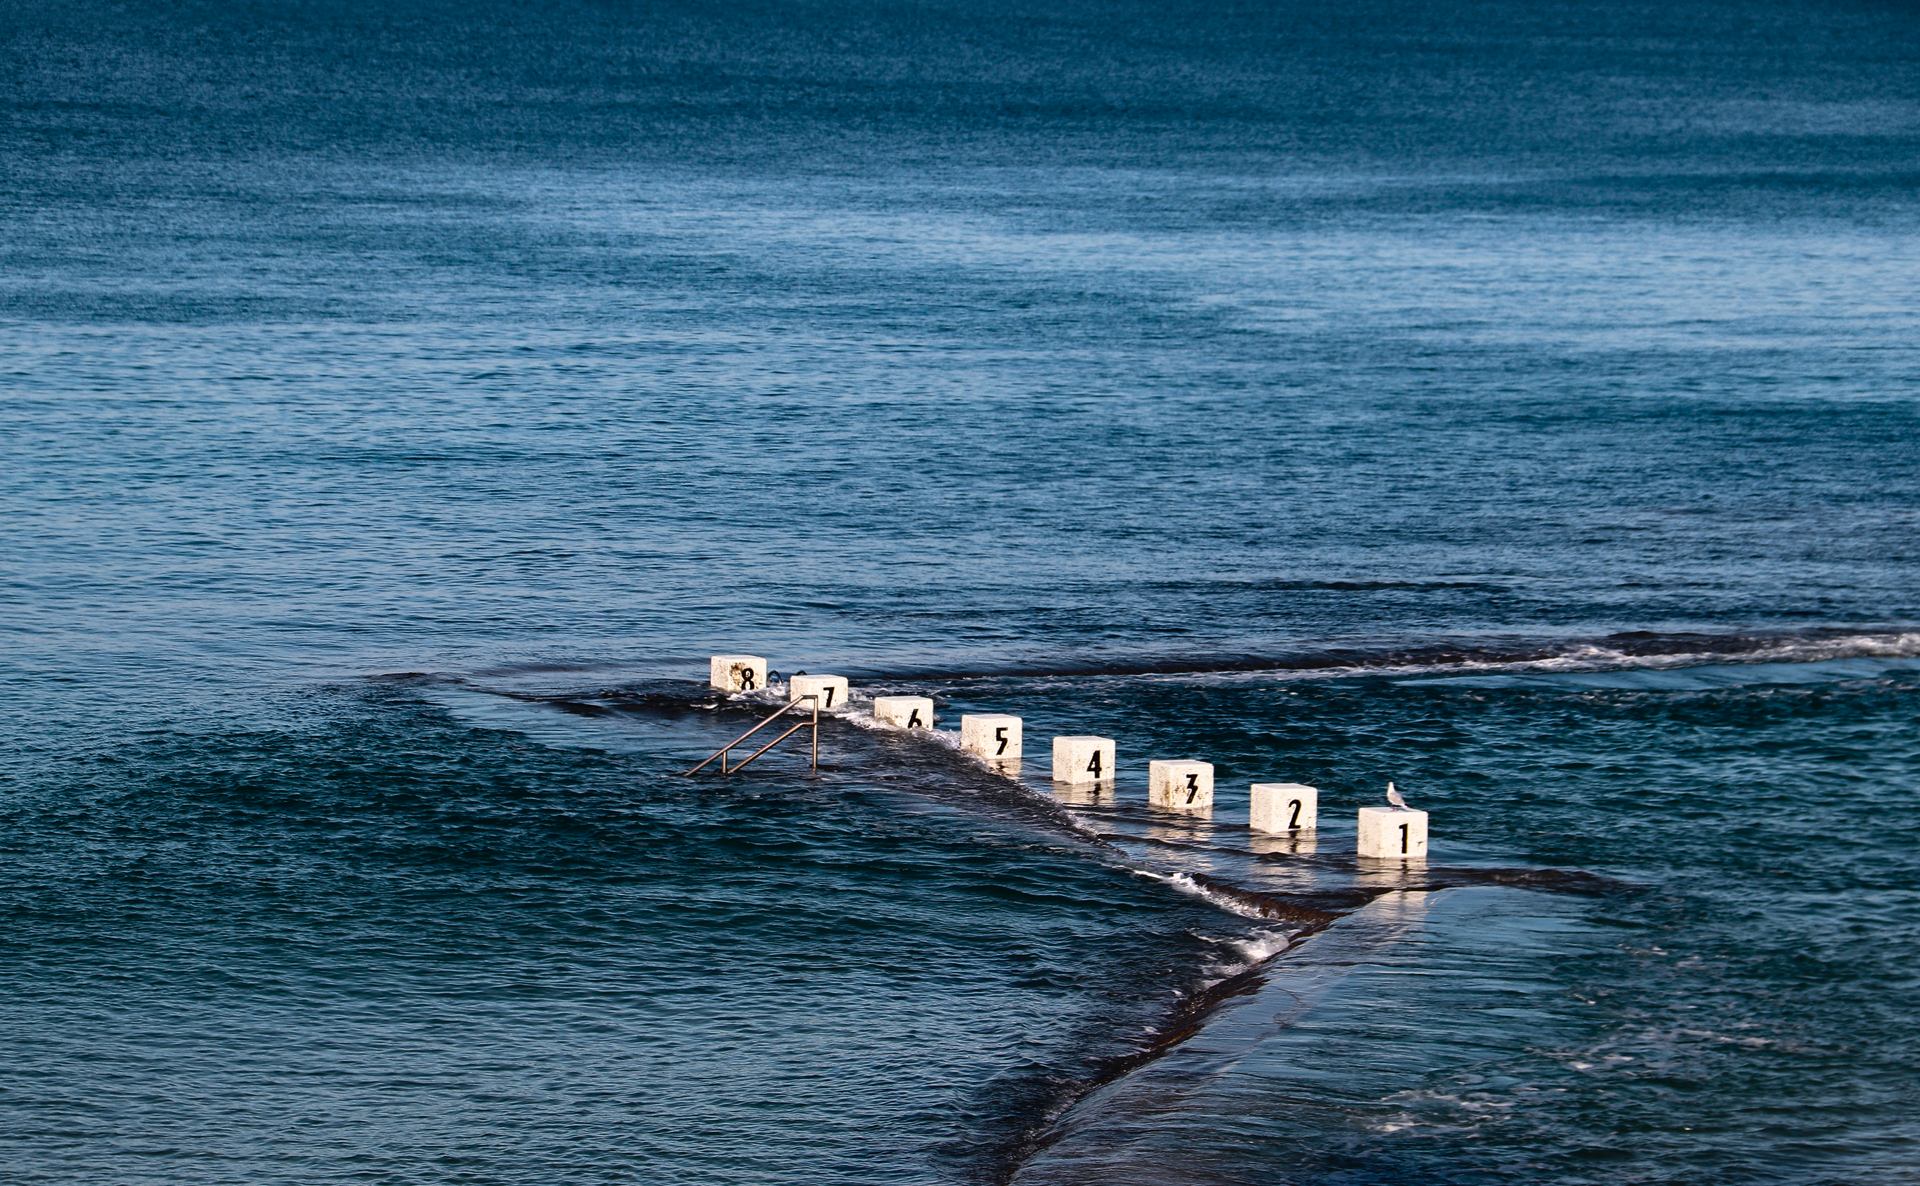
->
[1386,781,1410,810]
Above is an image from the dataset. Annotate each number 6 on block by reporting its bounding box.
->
[872,696,934,730]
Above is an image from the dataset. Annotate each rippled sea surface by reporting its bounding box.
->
[4,1,1918,1182]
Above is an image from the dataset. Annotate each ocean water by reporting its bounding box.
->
[4,0,1919,1182]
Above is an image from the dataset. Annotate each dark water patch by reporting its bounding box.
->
[1150,577,1514,594]
[996,942,1299,1180]
[1,684,1254,1185]
[1402,865,1636,900]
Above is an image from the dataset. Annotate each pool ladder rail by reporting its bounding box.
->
[684,693,822,776]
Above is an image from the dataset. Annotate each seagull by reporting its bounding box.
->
[1386,781,1410,810]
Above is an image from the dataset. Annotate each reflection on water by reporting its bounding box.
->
[1051,782,1115,808]
[1247,832,1319,859]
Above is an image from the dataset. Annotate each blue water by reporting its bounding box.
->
[4,0,1919,1181]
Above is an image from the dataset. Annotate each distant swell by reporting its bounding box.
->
[866,627,1920,683]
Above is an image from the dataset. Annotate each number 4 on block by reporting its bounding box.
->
[1051,736,1116,785]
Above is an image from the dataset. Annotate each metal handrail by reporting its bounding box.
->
[684,693,821,775]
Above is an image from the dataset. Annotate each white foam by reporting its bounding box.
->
[1462,632,1920,675]
[842,705,964,747]
[835,692,953,735]
[1224,926,1296,966]
[1136,869,1270,920]
[1113,630,1920,688]
[1188,925,1300,984]
[722,683,790,707]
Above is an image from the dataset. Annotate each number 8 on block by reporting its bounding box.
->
[709,654,768,693]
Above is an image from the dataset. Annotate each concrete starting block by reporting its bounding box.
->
[960,714,1022,761]
[789,674,849,712]
[1052,736,1115,784]
[872,695,934,730]
[709,654,768,693]
[1250,783,1318,834]
[1357,805,1429,859]
[1149,760,1213,812]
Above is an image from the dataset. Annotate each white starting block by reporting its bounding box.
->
[1052,736,1115,784]
[1250,783,1318,834]
[872,695,934,730]
[1357,805,1429,859]
[709,654,768,693]
[960,714,1022,761]
[1149,760,1213,812]
[789,674,849,712]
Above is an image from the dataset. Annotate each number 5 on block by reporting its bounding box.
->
[960,714,1022,762]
